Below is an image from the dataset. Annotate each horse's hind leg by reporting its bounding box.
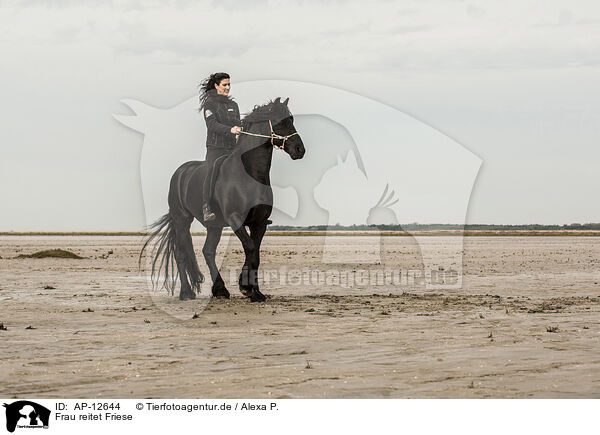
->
[234,225,266,302]
[202,226,230,299]
[172,212,200,300]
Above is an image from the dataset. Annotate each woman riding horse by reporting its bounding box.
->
[140,94,305,302]
[199,72,242,222]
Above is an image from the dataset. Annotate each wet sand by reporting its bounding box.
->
[1,235,599,398]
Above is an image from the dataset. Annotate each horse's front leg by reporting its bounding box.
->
[234,225,266,302]
[249,220,268,300]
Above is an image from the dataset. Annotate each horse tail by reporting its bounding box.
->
[139,212,178,295]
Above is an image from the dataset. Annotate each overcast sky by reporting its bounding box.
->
[1,0,599,230]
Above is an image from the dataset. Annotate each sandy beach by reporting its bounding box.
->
[1,235,599,398]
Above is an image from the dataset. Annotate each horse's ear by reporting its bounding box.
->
[283,97,289,106]
[274,97,281,104]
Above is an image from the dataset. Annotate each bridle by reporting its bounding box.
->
[239,119,298,150]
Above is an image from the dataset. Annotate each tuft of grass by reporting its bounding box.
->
[0,323,7,331]
[25,325,36,330]
[82,308,94,312]
[546,325,559,333]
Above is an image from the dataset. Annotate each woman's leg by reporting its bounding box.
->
[203,148,228,221]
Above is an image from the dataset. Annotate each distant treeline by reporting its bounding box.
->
[268,223,600,231]
[2,223,600,237]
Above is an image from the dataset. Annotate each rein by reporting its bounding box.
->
[239,120,298,150]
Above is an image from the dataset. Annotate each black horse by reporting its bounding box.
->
[140,98,305,302]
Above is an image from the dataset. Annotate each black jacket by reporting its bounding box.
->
[202,94,240,150]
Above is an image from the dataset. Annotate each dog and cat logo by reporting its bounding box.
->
[3,401,50,432]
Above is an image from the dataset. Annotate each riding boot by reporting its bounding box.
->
[203,159,216,222]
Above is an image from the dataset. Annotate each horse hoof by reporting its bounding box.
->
[213,293,230,299]
[250,292,266,303]
[239,285,253,297]
[179,292,196,301]
[212,287,230,299]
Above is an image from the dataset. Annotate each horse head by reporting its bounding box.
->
[271,97,305,160]
[242,97,305,160]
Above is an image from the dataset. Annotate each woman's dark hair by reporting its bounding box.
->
[198,72,230,110]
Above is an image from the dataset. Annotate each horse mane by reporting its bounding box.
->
[241,98,291,128]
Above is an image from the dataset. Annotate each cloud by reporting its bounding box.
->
[7,0,106,8]
[5,0,599,73]
[112,27,254,58]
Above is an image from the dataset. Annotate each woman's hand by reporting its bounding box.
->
[230,126,242,134]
